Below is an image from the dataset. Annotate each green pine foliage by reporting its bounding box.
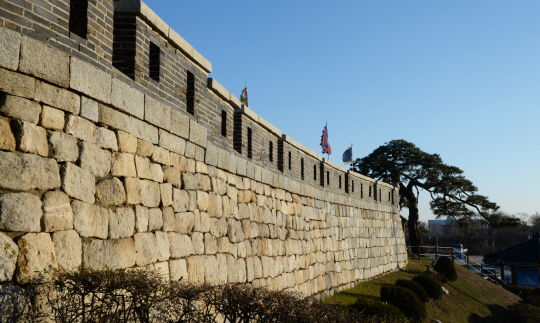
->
[395,279,429,303]
[434,257,458,281]
[413,275,443,300]
[351,297,407,321]
[380,286,426,323]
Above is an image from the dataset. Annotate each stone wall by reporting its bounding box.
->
[0,0,407,297]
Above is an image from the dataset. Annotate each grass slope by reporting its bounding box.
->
[324,257,521,323]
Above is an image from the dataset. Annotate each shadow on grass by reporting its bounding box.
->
[467,304,511,323]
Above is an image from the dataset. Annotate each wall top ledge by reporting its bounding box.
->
[281,135,322,161]
[115,0,212,73]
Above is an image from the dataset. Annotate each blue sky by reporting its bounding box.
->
[144,1,540,223]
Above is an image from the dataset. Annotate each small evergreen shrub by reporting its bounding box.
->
[352,297,406,321]
[413,275,443,300]
[523,296,540,308]
[425,269,447,283]
[509,304,540,323]
[395,279,428,303]
[506,285,535,298]
[434,256,458,281]
[380,286,426,323]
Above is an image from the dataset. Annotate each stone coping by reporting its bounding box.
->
[114,0,212,73]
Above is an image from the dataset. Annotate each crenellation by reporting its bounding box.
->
[0,1,406,297]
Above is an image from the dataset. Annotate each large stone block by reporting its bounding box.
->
[170,108,189,139]
[52,230,82,272]
[0,151,60,191]
[19,36,69,87]
[96,178,126,207]
[163,211,194,234]
[80,96,98,122]
[109,207,135,239]
[186,255,205,284]
[70,57,111,104]
[35,80,80,115]
[95,127,118,151]
[203,255,219,284]
[136,139,154,157]
[0,193,41,232]
[155,231,170,261]
[61,163,95,203]
[111,152,137,177]
[47,131,79,162]
[41,106,65,131]
[99,104,130,132]
[0,117,15,151]
[0,233,17,282]
[183,172,202,190]
[140,180,161,207]
[204,144,218,167]
[168,233,194,258]
[163,166,182,188]
[189,120,207,148]
[11,120,48,157]
[130,117,158,144]
[72,200,109,239]
[161,183,173,207]
[134,205,148,232]
[82,238,135,270]
[79,142,111,178]
[66,115,96,143]
[204,233,217,254]
[172,189,189,213]
[125,177,142,205]
[42,190,73,232]
[117,130,137,153]
[207,193,222,217]
[0,67,35,98]
[169,259,187,281]
[1,94,41,125]
[159,130,186,155]
[148,208,163,231]
[134,232,157,266]
[111,78,144,119]
[0,27,21,70]
[197,191,209,212]
[145,95,171,130]
[152,146,170,165]
[16,233,57,282]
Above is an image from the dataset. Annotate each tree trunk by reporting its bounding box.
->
[400,185,423,248]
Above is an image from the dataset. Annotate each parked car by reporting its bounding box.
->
[479,268,505,285]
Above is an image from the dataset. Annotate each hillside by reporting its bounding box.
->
[324,257,521,323]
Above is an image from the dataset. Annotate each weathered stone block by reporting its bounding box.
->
[0,94,41,125]
[204,233,217,254]
[130,117,158,144]
[96,178,126,207]
[80,96,98,122]
[99,104,130,132]
[11,120,48,157]
[66,115,96,143]
[0,67,35,98]
[20,36,69,87]
[111,152,137,177]
[145,95,171,130]
[186,255,205,284]
[184,141,195,159]
[111,78,144,119]
[171,153,187,172]
[159,130,186,155]
[172,189,189,213]
[95,127,118,151]
[183,173,202,190]
[70,57,111,104]
[134,205,148,232]
[0,117,15,151]
[161,183,173,207]
[41,106,65,130]
[35,81,80,115]
[148,207,163,231]
[197,191,209,212]
[163,166,182,188]
[136,139,154,157]
[170,108,189,139]
[117,130,137,153]
[150,163,164,183]
[189,120,207,148]
[152,146,170,165]
[82,238,135,270]
[0,27,21,70]
[0,192,41,232]
[169,259,187,281]
[109,207,135,239]
[207,193,222,217]
[79,142,111,178]
[61,163,95,203]
[125,177,142,205]
[52,230,82,272]
[191,232,204,254]
[0,233,17,282]
[155,231,170,261]
[72,200,109,239]
[0,151,61,191]
[46,131,78,162]
[16,233,57,282]
[140,180,160,207]
[134,232,157,266]
[168,233,194,258]
[42,190,73,232]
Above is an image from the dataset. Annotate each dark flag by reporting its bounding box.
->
[342,146,353,164]
[320,124,331,155]
[240,87,248,107]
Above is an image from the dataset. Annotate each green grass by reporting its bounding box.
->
[324,257,522,323]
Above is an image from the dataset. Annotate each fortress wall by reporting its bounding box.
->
[0,0,407,297]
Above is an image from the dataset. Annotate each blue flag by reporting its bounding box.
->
[342,146,353,164]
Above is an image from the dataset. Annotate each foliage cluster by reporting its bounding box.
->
[412,275,443,300]
[394,279,428,303]
[508,303,540,323]
[1,268,405,323]
[433,257,457,282]
[380,286,426,323]
[351,297,406,321]
[523,296,540,307]
[423,270,446,283]
[505,285,536,298]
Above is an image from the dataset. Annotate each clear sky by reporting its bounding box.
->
[144,0,540,223]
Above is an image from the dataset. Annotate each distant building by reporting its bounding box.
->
[428,218,454,235]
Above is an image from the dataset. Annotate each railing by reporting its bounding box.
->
[407,245,507,287]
